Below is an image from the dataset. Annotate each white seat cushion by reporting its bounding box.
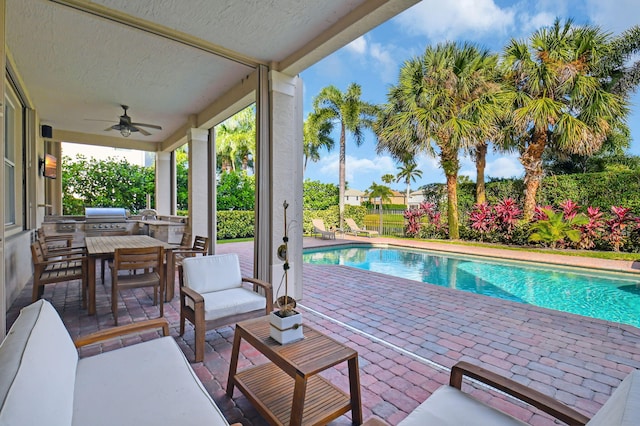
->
[398,385,527,426]
[182,254,242,293]
[73,336,229,426]
[201,287,266,321]
[587,369,640,426]
[0,300,77,426]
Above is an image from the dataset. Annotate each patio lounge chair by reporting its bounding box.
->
[345,218,379,237]
[311,218,336,240]
[364,361,640,426]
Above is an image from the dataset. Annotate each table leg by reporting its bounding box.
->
[348,356,363,425]
[165,250,175,302]
[226,328,243,397]
[88,256,96,315]
[290,374,308,426]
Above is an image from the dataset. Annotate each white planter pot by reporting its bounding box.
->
[269,310,303,344]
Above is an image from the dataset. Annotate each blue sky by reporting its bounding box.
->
[300,0,640,192]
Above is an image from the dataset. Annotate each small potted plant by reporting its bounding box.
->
[269,200,304,344]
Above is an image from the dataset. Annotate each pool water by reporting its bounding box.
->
[303,245,640,328]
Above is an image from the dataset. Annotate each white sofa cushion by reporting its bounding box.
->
[182,254,242,293]
[587,369,640,426]
[200,287,267,321]
[398,385,527,426]
[0,300,78,426]
[73,336,229,426]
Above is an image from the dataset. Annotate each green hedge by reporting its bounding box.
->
[215,205,368,240]
[452,171,640,214]
[217,210,254,239]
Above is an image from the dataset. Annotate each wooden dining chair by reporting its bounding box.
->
[30,242,87,304]
[166,236,210,300]
[100,230,132,285]
[110,246,164,325]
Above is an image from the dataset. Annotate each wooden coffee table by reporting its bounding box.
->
[226,316,362,425]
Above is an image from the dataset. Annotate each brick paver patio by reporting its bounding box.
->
[7,236,640,425]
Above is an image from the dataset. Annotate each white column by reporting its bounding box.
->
[188,128,209,240]
[267,70,304,302]
[155,151,174,216]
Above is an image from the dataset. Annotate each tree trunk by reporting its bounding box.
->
[475,143,487,205]
[406,179,411,210]
[522,130,547,221]
[338,122,346,229]
[379,200,383,234]
[446,173,459,239]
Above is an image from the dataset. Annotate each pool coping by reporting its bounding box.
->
[303,235,640,276]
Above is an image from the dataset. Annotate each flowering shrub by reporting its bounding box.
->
[404,202,438,237]
[469,203,495,238]
[606,206,636,251]
[578,206,604,250]
[494,198,522,239]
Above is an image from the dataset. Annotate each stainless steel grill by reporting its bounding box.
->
[84,207,130,236]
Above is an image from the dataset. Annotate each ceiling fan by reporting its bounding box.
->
[105,105,162,137]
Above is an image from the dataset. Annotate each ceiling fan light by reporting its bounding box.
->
[120,127,131,137]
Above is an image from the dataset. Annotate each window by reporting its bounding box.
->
[4,82,23,230]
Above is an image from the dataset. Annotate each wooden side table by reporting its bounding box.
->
[227,316,362,425]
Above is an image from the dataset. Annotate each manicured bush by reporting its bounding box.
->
[217,210,254,239]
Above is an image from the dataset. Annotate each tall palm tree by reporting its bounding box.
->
[312,83,378,228]
[501,19,628,220]
[303,112,334,174]
[215,106,256,172]
[376,42,501,239]
[367,181,393,234]
[396,160,422,208]
[381,174,395,184]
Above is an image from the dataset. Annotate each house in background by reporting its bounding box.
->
[408,190,427,209]
[344,189,365,206]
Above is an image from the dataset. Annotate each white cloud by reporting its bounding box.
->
[345,36,367,55]
[395,0,516,41]
[317,153,397,189]
[368,42,398,83]
[459,153,523,181]
[485,154,523,179]
[585,0,640,33]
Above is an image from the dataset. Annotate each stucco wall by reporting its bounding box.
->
[4,231,33,309]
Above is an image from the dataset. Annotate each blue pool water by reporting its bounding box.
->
[303,245,640,328]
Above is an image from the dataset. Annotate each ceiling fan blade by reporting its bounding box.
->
[105,124,119,131]
[130,125,151,136]
[131,122,162,130]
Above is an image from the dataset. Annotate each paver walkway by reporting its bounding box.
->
[7,236,640,425]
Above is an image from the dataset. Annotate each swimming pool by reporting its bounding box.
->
[303,245,640,328]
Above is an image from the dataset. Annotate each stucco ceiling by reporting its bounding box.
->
[7,0,418,150]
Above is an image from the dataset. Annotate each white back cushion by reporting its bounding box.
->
[0,300,78,426]
[587,369,640,426]
[182,254,242,294]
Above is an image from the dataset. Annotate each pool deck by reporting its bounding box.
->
[7,235,640,425]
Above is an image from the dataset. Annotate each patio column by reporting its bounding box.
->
[155,151,175,216]
[256,68,303,302]
[188,128,210,242]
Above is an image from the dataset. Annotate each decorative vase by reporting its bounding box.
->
[269,310,303,344]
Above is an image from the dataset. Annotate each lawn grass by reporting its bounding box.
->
[408,238,640,261]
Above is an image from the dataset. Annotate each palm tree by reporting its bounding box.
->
[215,106,256,172]
[601,25,640,97]
[312,83,378,228]
[376,42,501,239]
[303,112,334,174]
[396,160,422,209]
[381,174,395,184]
[501,19,628,220]
[367,181,393,234]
